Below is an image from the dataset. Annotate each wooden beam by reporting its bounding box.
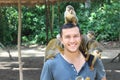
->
[18,0,23,80]
[0,0,86,6]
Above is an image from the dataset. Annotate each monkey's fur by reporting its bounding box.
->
[44,34,64,61]
[80,31,102,70]
[86,48,102,70]
[79,31,96,54]
[64,5,78,25]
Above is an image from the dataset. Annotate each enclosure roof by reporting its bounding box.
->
[0,0,87,6]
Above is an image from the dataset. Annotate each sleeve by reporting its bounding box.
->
[94,58,106,80]
[40,61,54,80]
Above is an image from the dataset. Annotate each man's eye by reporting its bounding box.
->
[74,35,79,38]
[65,36,70,39]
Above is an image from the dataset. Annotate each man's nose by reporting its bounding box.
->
[69,37,75,42]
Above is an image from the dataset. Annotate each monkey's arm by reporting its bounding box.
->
[44,39,57,61]
[45,39,64,61]
[45,39,57,51]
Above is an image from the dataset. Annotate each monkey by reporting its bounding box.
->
[64,5,78,25]
[86,48,102,70]
[85,33,103,70]
[44,34,64,62]
[79,31,96,55]
[79,31,103,70]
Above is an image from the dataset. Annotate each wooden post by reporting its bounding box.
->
[18,0,23,80]
[45,0,52,43]
[51,4,54,36]
[57,0,60,27]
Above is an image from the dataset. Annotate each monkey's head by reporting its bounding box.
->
[64,5,77,25]
[87,31,95,40]
[66,5,74,13]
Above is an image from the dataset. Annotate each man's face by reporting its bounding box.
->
[60,27,81,53]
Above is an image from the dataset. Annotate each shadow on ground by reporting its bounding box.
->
[0,56,44,80]
[0,57,120,80]
[102,58,120,80]
[0,46,120,80]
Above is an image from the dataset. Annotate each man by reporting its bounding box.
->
[40,23,106,80]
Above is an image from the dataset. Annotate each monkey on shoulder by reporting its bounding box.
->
[79,31,96,54]
[44,34,64,62]
[86,48,102,70]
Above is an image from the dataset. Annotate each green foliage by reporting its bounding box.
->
[0,1,119,45]
[0,7,18,45]
[77,1,120,41]
[87,1,120,41]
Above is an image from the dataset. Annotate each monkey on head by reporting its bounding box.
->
[64,5,78,25]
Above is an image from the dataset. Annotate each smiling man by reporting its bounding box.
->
[40,23,106,80]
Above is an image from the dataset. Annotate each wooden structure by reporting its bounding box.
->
[0,0,86,6]
[0,0,89,42]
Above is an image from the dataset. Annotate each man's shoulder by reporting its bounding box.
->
[44,53,60,65]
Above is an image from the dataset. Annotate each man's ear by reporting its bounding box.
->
[80,34,83,41]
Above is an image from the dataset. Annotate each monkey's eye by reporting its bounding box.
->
[68,9,71,11]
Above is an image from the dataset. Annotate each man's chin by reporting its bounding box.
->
[69,49,78,53]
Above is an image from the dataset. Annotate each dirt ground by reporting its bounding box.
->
[0,41,120,80]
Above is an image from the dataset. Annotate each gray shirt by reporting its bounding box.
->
[40,53,106,80]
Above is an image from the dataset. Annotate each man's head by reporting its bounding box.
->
[60,23,81,37]
[59,23,82,53]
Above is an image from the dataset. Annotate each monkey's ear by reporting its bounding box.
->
[80,35,83,40]
[59,37,63,43]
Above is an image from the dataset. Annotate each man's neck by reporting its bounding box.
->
[62,50,81,63]
[61,50,86,72]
